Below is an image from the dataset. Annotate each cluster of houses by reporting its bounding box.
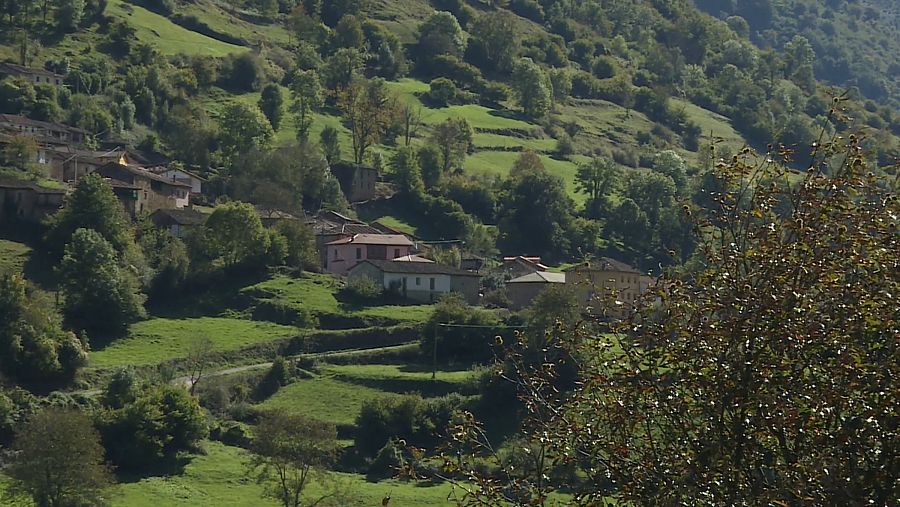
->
[0,62,653,314]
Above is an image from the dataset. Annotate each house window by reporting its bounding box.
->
[356,247,362,259]
[429,278,435,290]
[416,277,421,286]
[394,248,400,258]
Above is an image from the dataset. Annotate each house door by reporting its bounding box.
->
[401,277,407,297]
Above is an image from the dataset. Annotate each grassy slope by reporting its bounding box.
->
[0,239,31,275]
[244,273,434,323]
[259,363,475,425]
[111,441,458,507]
[89,317,297,368]
[106,0,247,56]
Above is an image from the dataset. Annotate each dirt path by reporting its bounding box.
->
[71,342,416,396]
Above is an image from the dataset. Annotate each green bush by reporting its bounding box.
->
[354,393,466,457]
[339,276,383,303]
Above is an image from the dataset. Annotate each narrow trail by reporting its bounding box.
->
[70,342,417,396]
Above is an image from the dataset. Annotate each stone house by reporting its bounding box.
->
[502,256,549,279]
[564,258,645,315]
[0,178,65,223]
[93,162,190,215]
[0,63,65,87]
[147,166,206,195]
[349,259,482,304]
[149,208,208,237]
[331,161,377,202]
[506,270,566,310]
[0,114,86,145]
[324,234,413,275]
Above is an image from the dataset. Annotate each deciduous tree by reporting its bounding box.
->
[205,201,268,266]
[289,70,323,141]
[337,78,399,164]
[218,102,274,162]
[5,408,112,507]
[249,411,342,507]
[258,84,285,131]
[59,228,146,337]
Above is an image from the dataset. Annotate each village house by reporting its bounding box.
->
[149,208,208,237]
[0,63,65,87]
[106,179,141,217]
[349,259,482,304]
[256,208,300,228]
[0,114,86,145]
[331,161,377,202]
[147,166,206,195]
[506,270,566,310]
[313,211,385,266]
[0,178,65,223]
[563,258,645,314]
[324,234,413,275]
[93,162,190,216]
[502,255,549,279]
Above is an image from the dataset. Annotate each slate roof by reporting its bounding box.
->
[150,208,208,226]
[0,177,65,194]
[508,271,566,283]
[354,260,481,277]
[564,257,640,274]
[0,114,88,135]
[0,63,61,78]
[95,162,192,188]
[325,234,413,246]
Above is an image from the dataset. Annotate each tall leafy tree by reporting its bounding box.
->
[45,173,132,258]
[390,145,424,197]
[337,78,399,164]
[319,126,341,164]
[59,228,146,337]
[258,84,285,131]
[430,117,473,174]
[289,70,323,141]
[497,152,574,260]
[467,11,520,73]
[205,201,268,266]
[575,156,619,203]
[54,0,83,32]
[511,58,552,119]
[249,411,342,507]
[0,275,87,381]
[5,408,112,507]
[218,102,274,163]
[415,11,466,68]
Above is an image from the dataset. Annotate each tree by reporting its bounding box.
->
[331,14,363,49]
[320,48,363,92]
[5,409,112,507]
[259,84,285,131]
[389,146,424,196]
[205,201,268,266]
[218,102,274,162]
[185,336,214,395]
[54,0,83,32]
[415,11,466,68]
[445,136,900,505]
[319,126,340,164]
[161,103,216,169]
[248,411,341,507]
[467,11,520,73]
[59,228,146,337]
[511,58,552,119]
[289,70,323,141]
[575,156,619,202]
[100,384,207,470]
[430,117,473,174]
[275,220,318,269]
[0,274,87,381]
[651,149,688,193]
[399,103,421,146]
[1,135,37,171]
[498,153,575,261]
[337,79,399,165]
[43,169,128,255]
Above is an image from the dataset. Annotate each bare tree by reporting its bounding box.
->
[185,335,214,395]
[400,103,422,146]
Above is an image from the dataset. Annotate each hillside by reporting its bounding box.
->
[694,0,900,107]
